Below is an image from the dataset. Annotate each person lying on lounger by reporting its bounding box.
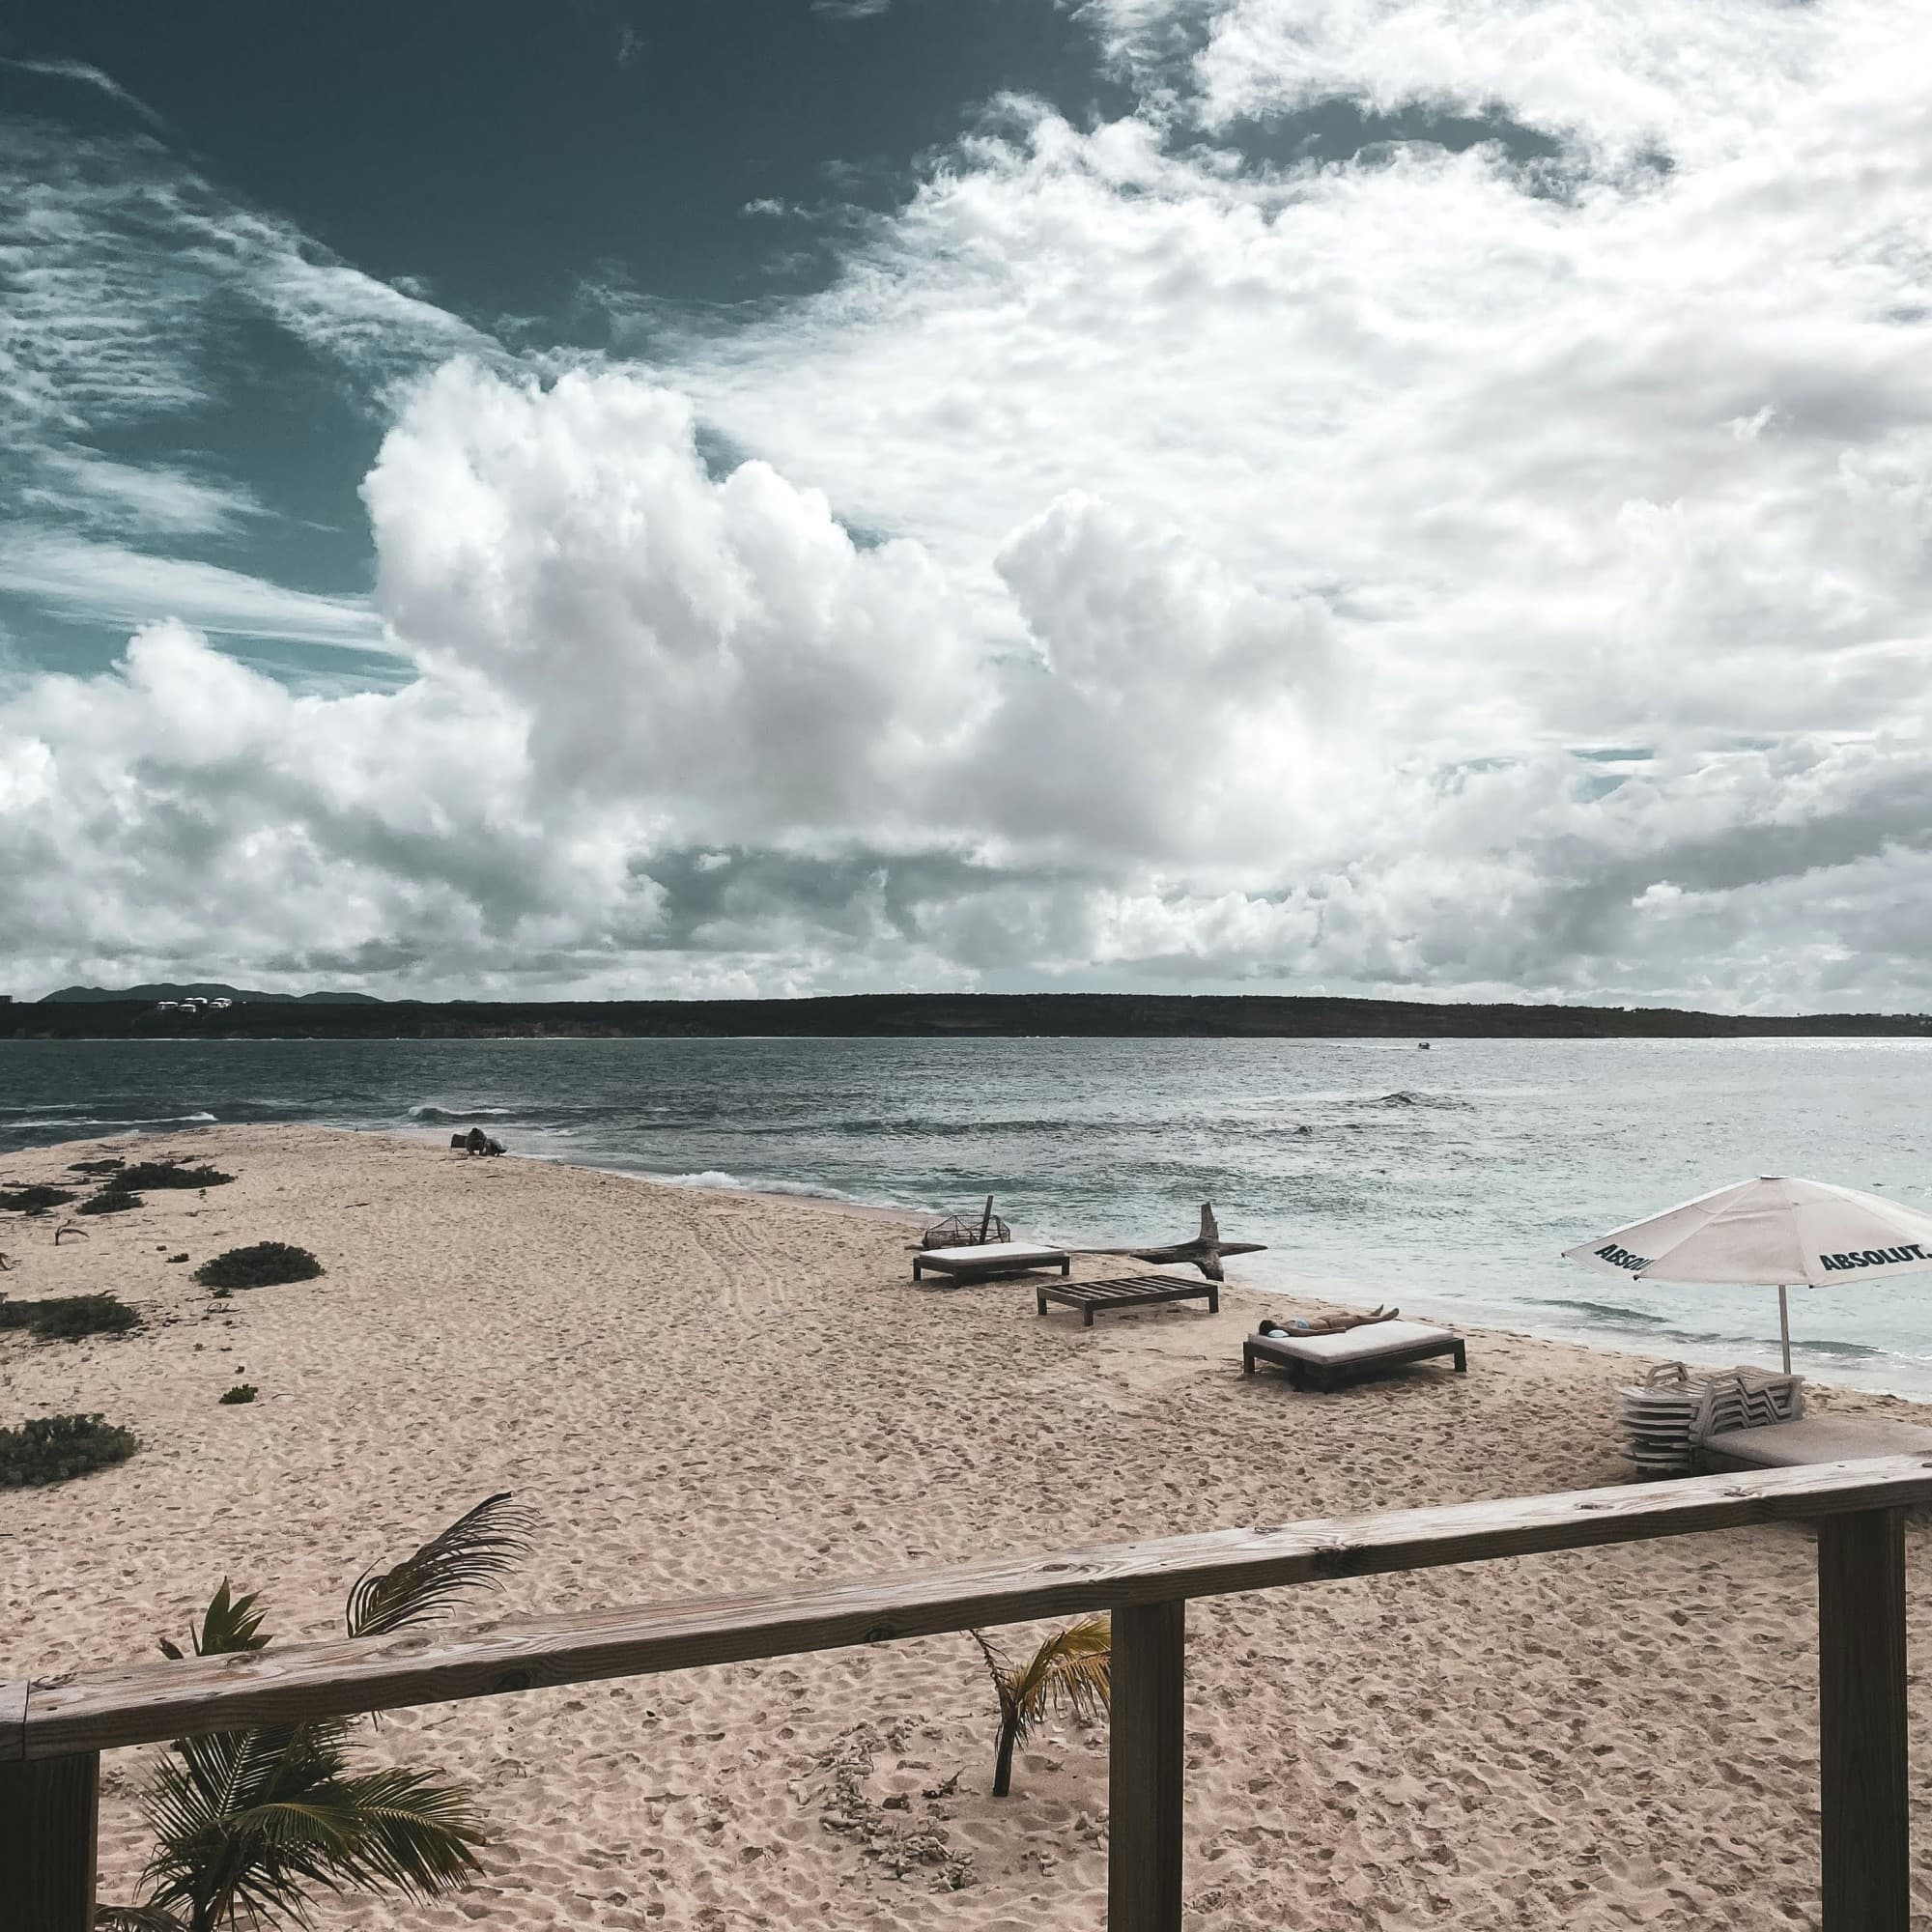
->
[1258,1306,1399,1338]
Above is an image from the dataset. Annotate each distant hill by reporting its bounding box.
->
[7,990,1932,1039]
[38,983,385,1006]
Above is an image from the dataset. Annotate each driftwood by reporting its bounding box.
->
[52,1222,88,1246]
[1066,1203,1265,1283]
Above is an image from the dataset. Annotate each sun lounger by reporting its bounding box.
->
[1036,1274,1218,1324]
[1697,1413,1932,1471]
[1242,1320,1466,1392]
[913,1240,1070,1284]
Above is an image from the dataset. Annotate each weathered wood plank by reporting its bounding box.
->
[2,1675,28,1761]
[0,1751,99,1930]
[1108,1600,1185,1932]
[24,1456,1932,1759]
[1818,1507,1910,1929]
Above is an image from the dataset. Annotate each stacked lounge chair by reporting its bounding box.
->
[1691,1368,1805,1438]
[1617,1363,1704,1475]
[1616,1362,1805,1476]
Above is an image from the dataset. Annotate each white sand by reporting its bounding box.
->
[3,1124,1929,1928]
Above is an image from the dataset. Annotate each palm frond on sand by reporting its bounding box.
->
[158,1578,271,1662]
[138,1723,484,1931]
[346,1491,537,1639]
[115,1494,530,1932]
[970,1615,1112,1796]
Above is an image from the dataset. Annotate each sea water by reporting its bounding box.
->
[3,1034,1931,1392]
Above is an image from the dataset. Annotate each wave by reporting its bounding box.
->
[649,1168,882,1208]
[1367,1090,1473,1110]
[0,1110,216,1129]
[409,1104,523,1123]
[1545,1297,1668,1326]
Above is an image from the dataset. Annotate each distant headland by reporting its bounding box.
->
[3,985,1929,1040]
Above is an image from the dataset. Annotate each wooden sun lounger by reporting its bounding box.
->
[1697,1413,1932,1472]
[1036,1274,1219,1325]
[1243,1320,1466,1392]
[913,1240,1070,1284]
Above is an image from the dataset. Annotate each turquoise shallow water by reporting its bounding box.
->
[4,1034,1931,1391]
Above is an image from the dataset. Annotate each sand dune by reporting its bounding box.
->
[2,1125,1928,1928]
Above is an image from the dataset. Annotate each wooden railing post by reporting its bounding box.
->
[1817,1506,1909,1930]
[1108,1599,1184,1932]
[0,1752,100,1931]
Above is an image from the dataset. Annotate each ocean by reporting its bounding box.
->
[3,1033,1931,1392]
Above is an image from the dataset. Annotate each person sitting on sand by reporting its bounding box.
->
[1258,1305,1399,1338]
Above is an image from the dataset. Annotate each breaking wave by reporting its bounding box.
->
[648,1168,881,1208]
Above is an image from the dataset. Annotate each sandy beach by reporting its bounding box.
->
[3,1123,1930,1930]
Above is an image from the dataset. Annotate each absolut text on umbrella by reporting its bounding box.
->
[1818,1244,1932,1270]
[1595,1244,1656,1271]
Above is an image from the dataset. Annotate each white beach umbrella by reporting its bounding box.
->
[1563,1175,1932,1374]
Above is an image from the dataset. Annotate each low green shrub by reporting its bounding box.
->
[193,1242,323,1290]
[0,1413,138,1488]
[0,1293,142,1342]
[0,1184,76,1213]
[69,1158,125,1176]
[77,1190,143,1215]
[116,1161,234,1191]
[219,1383,258,1405]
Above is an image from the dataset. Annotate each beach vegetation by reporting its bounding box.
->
[107,1493,536,1932]
[192,1242,323,1290]
[218,1384,258,1405]
[0,1183,77,1212]
[78,1189,145,1214]
[70,1157,127,1176]
[968,1615,1111,1798]
[0,1292,141,1342]
[0,1412,139,1487]
[117,1161,236,1192]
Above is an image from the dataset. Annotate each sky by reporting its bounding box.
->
[4,0,1932,1009]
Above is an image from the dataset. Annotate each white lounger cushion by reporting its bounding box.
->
[922,1241,1066,1264]
[1257,1320,1454,1363]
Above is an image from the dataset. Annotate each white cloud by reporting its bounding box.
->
[0,534,381,651]
[11,0,1932,1007]
[0,56,167,130]
[0,111,489,635]
[23,453,262,536]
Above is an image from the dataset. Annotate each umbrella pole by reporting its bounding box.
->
[1778,1284,1791,1376]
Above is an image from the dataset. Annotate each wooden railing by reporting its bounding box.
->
[5,1455,1928,1931]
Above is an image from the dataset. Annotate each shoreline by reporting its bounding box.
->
[5,1122,1932,1927]
[496,1139,1932,1401]
[18,1109,1932,1398]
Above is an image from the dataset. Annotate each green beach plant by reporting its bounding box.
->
[218,1384,258,1405]
[104,1493,536,1932]
[0,1292,141,1342]
[0,1412,138,1487]
[192,1243,322,1291]
[968,1615,1111,1797]
[0,1183,77,1212]
[117,1162,235,1192]
[78,1189,144,1215]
